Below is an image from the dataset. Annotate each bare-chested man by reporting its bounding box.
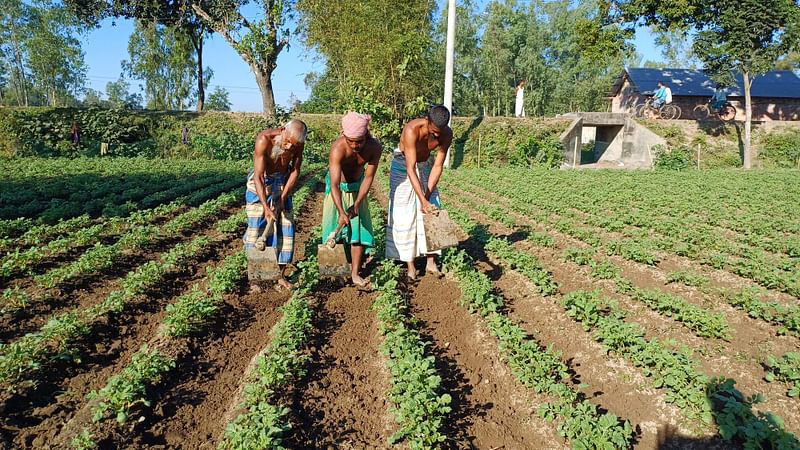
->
[322,112,382,287]
[243,119,307,291]
[385,105,453,280]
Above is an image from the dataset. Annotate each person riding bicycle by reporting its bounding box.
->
[652,81,672,109]
[711,87,728,110]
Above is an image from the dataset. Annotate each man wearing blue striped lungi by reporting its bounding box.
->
[386,105,453,280]
[244,119,307,291]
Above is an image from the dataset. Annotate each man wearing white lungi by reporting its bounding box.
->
[386,105,453,280]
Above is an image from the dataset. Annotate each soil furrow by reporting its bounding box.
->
[410,274,569,449]
[0,205,241,344]
[0,234,241,449]
[285,282,394,449]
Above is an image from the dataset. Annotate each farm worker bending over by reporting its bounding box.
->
[243,119,307,292]
[386,105,453,280]
[322,111,382,287]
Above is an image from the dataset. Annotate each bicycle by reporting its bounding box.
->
[692,99,737,121]
[634,97,681,120]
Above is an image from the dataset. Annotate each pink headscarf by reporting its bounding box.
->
[341,111,371,139]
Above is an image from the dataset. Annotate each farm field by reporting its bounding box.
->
[0,157,799,450]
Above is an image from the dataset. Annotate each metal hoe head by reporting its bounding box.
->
[423,209,460,253]
[318,223,351,279]
[247,217,281,281]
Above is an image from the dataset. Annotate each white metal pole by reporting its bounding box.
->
[443,0,455,168]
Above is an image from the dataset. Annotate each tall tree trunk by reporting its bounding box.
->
[11,34,28,107]
[192,31,205,112]
[253,67,276,117]
[743,70,752,170]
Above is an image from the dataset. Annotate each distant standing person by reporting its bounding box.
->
[386,105,453,280]
[515,80,525,117]
[181,126,189,145]
[322,112,382,287]
[70,121,81,144]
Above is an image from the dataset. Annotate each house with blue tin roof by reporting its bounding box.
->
[611,68,800,121]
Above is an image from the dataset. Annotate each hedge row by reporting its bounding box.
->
[0,107,570,168]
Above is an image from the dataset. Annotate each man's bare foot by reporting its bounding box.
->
[274,278,293,292]
[407,269,418,281]
[352,274,370,288]
[425,261,441,275]
[249,284,263,294]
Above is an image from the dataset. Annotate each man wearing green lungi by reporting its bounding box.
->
[322,111,382,287]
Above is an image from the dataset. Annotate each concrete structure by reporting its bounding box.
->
[559,112,666,169]
[611,68,800,121]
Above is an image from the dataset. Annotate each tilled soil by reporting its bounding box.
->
[285,282,394,449]
[0,206,239,344]
[410,274,569,450]
[121,184,327,450]
[445,190,800,444]
[0,231,241,449]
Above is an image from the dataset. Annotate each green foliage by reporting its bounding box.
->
[70,429,97,450]
[206,86,231,111]
[709,378,800,449]
[371,262,451,448]
[89,345,175,424]
[667,270,709,288]
[297,0,438,122]
[724,288,800,336]
[449,117,569,168]
[765,352,800,397]
[653,145,693,171]
[759,129,800,168]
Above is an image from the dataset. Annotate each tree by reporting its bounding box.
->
[122,20,199,110]
[296,0,437,118]
[24,3,87,106]
[205,86,230,111]
[652,27,700,69]
[105,78,142,108]
[611,0,800,169]
[64,0,213,111]
[0,0,87,107]
[83,88,105,106]
[189,0,295,116]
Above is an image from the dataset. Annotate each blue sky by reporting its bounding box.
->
[80,10,660,112]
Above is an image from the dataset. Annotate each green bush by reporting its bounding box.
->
[449,117,569,168]
[654,145,693,170]
[760,129,800,168]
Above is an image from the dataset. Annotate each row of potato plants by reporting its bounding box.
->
[431,198,637,449]
[562,247,731,340]
[219,241,320,449]
[471,167,799,245]
[440,186,732,341]
[440,245,634,449]
[1,189,239,313]
[444,170,799,297]
[443,201,800,448]
[364,195,452,448]
[0,177,240,282]
[445,173,797,302]
[215,173,324,449]
[0,234,211,388]
[444,179,799,344]
[0,172,234,252]
[69,249,249,449]
[764,351,800,398]
[85,169,322,431]
[0,157,248,223]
